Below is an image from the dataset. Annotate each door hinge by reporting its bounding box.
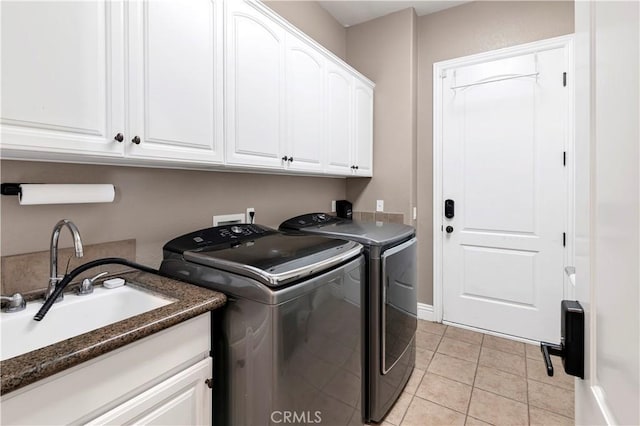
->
[563,151,566,166]
[563,72,567,87]
[563,232,566,247]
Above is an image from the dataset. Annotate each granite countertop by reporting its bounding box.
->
[0,271,226,395]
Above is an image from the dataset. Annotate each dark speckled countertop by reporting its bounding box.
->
[0,270,226,395]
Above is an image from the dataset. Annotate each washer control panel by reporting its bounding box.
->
[164,224,273,254]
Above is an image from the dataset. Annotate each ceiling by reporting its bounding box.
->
[318,1,471,27]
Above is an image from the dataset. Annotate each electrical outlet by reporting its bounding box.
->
[331,200,336,212]
[376,200,384,212]
[246,207,255,223]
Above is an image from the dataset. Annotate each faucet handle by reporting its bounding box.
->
[1,293,26,313]
[77,272,108,296]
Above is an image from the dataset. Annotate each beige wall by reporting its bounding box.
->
[264,1,346,60]
[345,8,418,223]
[0,161,345,267]
[416,1,575,304]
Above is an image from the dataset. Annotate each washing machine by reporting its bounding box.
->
[280,213,417,423]
[160,224,365,425]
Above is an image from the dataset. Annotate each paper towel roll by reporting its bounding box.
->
[18,184,115,205]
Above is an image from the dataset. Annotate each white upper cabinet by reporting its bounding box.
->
[126,0,224,164]
[283,33,325,172]
[225,0,286,168]
[225,1,374,176]
[0,1,125,158]
[1,0,374,178]
[325,64,374,177]
[353,80,374,176]
[325,63,354,175]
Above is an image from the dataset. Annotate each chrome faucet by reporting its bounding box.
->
[46,219,84,302]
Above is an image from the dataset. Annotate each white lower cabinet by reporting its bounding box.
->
[0,315,212,426]
[87,358,212,426]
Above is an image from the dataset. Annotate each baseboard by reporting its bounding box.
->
[417,303,434,321]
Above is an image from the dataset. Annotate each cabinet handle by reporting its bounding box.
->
[281,156,288,161]
[131,136,141,145]
[355,165,359,170]
[288,157,294,163]
[114,133,124,143]
[205,378,213,389]
[350,165,355,170]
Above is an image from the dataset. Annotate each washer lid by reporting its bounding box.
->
[183,233,362,287]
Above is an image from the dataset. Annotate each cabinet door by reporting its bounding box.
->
[284,33,325,172]
[0,1,125,158]
[225,1,285,168]
[87,357,212,426]
[325,63,353,175]
[127,0,223,164]
[353,80,374,177]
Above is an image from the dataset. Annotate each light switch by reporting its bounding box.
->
[376,200,384,212]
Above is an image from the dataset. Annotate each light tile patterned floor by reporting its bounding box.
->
[379,321,575,426]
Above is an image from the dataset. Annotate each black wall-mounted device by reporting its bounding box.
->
[540,300,584,379]
[336,200,352,220]
[445,199,455,219]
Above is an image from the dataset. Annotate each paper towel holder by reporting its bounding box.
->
[1,183,22,196]
[1,183,116,205]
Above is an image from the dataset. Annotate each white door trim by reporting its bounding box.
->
[432,34,575,323]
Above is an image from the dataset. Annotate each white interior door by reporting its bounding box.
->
[574,2,639,424]
[440,40,571,342]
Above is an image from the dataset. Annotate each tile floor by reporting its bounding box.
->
[379,321,575,426]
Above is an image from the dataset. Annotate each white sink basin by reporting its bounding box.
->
[0,284,174,361]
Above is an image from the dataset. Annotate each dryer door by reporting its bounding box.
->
[381,238,418,374]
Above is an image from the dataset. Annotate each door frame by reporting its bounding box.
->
[432,34,575,325]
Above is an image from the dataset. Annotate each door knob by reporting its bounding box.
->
[446,226,454,233]
[131,136,141,145]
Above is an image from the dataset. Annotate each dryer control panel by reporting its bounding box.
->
[280,213,345,230]
[163,224,274,254]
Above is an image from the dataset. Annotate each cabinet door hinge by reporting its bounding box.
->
[563,72,567,87]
